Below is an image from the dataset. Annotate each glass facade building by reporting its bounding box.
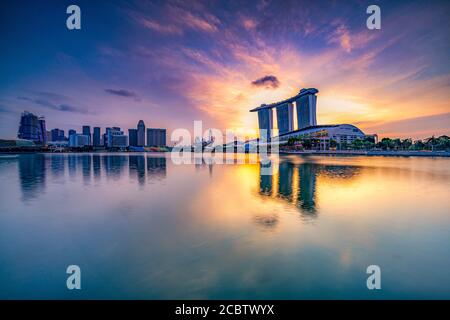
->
[93,127,101,147]
[257,108,273,142]
[128,129,138,147]
[51,128,65,141]
[295,93,317,130]
[17,111,47,144]
[276,102,293,135]
[82,126,91,145]
[146,128,166,147]
[137,120,145,147]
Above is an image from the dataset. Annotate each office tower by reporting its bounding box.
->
[276,102,294,135]
[146,128,167,147]
[68,129,76,137]
[128,129,138,147]
[93,127,101,147]
[103,127,111,147]
[51,128,65,141]
[107,127,128,148]
[69,134,89,147]
[82,125,91,145]
[38,117,47,144]
[51,128,58,141]
[137,120,145,147]
[295,88,318,130]
[17,111,46,144]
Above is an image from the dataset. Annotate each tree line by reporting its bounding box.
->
[284,135,450,151]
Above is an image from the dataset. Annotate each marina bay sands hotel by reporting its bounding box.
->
[250,88,375,148]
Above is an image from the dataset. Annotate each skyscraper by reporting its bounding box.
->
[82,125,91,145]
[103,127,111,147]
[250,88,318,139]
[137,120,145,147]
[93,127,101,147]
[38,117,47,144]
[276,102,294,135]
[68,129,76,137]
[257,108,273,142]
[128,129,138,147]
[146,128,166,147]
[51,128,65,141]
[295,88,318,130]
[69,134,90,148]
[17,111,46,144]
[107,127,128,148]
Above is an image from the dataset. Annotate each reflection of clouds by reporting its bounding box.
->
[253,213,279,231]
[317,165,361,180]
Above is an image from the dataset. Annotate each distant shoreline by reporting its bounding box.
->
[1,149,450,158]
[279,150,450,157]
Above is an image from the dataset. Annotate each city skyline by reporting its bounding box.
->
[0,0,449,140]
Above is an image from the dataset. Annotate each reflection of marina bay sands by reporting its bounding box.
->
[259,160,360,217]
[250,88,375,147]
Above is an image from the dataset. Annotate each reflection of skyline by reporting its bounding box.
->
[259,160,360,218]
[129,155,146,185]
[18,154,46,202]
[16,154,167,201]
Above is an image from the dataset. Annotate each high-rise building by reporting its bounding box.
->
[103,127,111,147]
[51,128,58,141]
[276,102,294,135]
[107,127,128,148]
[69,134,89,147]
[17,111,46,144]
[128,129,138,147]
[39,117,47,144]
[295,88,318,130]
[146,128,166,147]
[93,127,101,147]
[257,108,273,142]
[51,128,65,141]
[137,120,145,147]
[68,129,76,138]
[82,125,91,145]
[250,88,318,139]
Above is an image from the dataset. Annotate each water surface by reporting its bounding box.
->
[0,153,449,299]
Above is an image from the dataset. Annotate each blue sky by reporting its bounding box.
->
[0,0,449,139]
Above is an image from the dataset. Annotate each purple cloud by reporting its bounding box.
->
[251,75,280,89]
[105,89,140,101]
[17,95,84,113]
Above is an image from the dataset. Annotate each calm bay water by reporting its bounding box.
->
[0,153,449,299]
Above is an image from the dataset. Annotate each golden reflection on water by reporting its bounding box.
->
[188,154,450,240]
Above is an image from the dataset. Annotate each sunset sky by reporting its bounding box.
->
[0,0,449,140]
